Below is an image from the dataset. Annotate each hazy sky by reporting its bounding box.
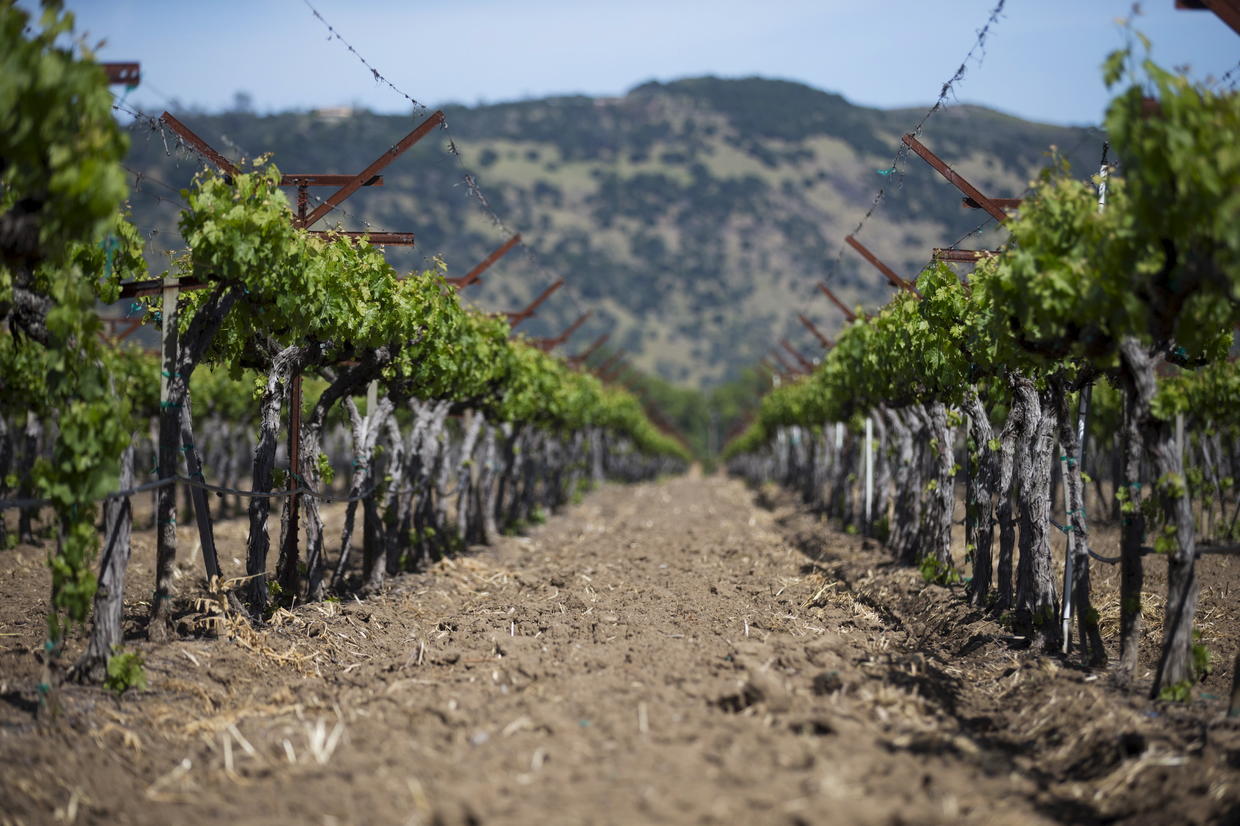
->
[49,0,1239,126]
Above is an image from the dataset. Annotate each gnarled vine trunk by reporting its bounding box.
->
[333,394,393,590]
[994,372,1029,615]
[871,410,892,541]
[1013,382,1060,651]
[296,353,391,601]
[454,410,486,543]
[962,387,997,606]
[243,344,307,615]
[477,423,502,544]
[1049,374,1106,665]
[920,401,956,570]
[887,409,919,564]
[72,443,134,682]
[1120,339,1199,697]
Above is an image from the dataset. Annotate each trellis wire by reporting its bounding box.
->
[823,0,1008,284]
[298,0,592,320]
[0,473,375,512]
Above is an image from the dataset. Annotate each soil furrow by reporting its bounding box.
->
[1,474,1236,825]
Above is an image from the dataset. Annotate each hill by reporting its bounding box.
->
[122,76,1102,386]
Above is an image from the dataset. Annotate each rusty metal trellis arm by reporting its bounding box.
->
[298,109,446,229]
[571,332,610,366]
[599,361,628,384]
[102,62,140,86]
[506,279,564,329]
[535,311,592,352]
[797,313,833,350]
[594,351,623,379]
[309,231,415,246]
[118,276,209,299]
[609,363,632,384]
[901,134,1008,223]
[961,196,1022,211]
[932,248,1000,263]
[449,234,522,289]
[280,174,383,187]
[1176,0,1240,37]
[781,338,816,373]
[159,112,240,178]
[98,317,144,342]
[817,282,859,322]
[771,348,800,376]
[845,235,921,298]
[555,310,592,343]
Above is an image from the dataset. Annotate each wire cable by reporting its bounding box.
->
[298,0,593,327]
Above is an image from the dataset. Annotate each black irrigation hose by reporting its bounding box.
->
[0,474,375,511]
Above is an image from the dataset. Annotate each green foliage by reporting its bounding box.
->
[0,5,145,644]
[919,555,961,586]
[725,46,1240,540]
[104,650,148,696]
[0,6,682,669]
[122,79,1103,386]
[1154,359,1240,429]
[1192,630,1212,680]
[316,453,335,486]
[0,3,129,272]
[1158,680,1193,703]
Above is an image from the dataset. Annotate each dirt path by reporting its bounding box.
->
[2,474,1238,825]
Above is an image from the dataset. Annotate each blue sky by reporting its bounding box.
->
[49,1,1239,125]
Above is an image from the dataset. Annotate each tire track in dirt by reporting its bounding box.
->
[2,475,1070,824]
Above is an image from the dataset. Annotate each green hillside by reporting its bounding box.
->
[122,76,1102,386]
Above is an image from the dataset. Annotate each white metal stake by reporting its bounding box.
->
[1176,413,1185,469]
[1061,146,1111,649]
[864,416,873,533]
[158,276,179,417]
[365,379,378,440]
[1061,144,1111,654]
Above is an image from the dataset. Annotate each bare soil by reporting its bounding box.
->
[2,473,1238,825]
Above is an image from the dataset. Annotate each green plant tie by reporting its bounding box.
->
[162,370,184,379]
[36,682,50,695]
[102,235,118,280]
[160,401,181,408]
